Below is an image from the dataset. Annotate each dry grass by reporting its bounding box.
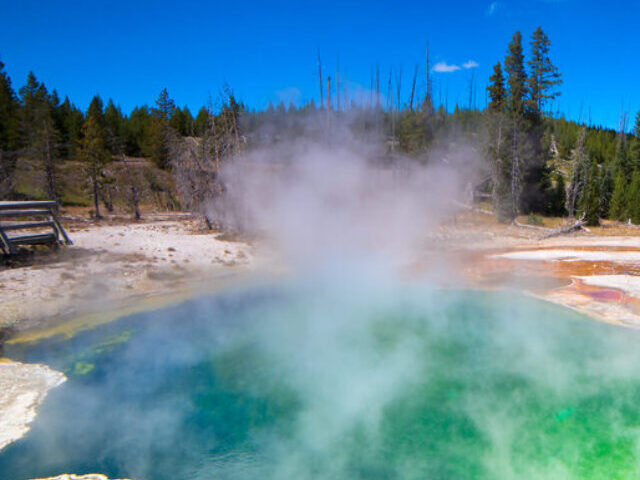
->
[587,220,640,237]
[12,156,177,213]
[514,215,567,229]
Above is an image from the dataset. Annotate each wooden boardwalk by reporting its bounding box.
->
[0,201,72,255]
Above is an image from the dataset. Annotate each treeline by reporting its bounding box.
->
[485,27,564,221]
[538,116,640,225]
[485,27,640,226]
[0,63,219,172]
[0,59,242,217]
[2,28,640,226]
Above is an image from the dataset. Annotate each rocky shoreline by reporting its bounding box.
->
[0,360,66,452]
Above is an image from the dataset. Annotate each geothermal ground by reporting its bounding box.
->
[0,213,254,337]
[2,210,640,479]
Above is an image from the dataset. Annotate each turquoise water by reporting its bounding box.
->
[2,284,640,480]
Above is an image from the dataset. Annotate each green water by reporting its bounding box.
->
[1,283,640,480]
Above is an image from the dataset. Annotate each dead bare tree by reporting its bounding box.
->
[121,154,141,220]
[468,71,475,110]
[567,128,588,218]
[369,68,374,109]
[409,65,417,112]
[24,107,61,212]
[106,121,142,220]
[171,90,243,231]
[336,57,341,111]
[343,75,349,109]
[395,68,402,113]
[317,50,324,107]
[375,65,380,109]
[386,68,393,111]
[510,115,522,218]
[425,42,433,113]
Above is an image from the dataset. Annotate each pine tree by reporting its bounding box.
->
[548,173,566,216]
[124,106,151,156]
[629,174,640,224]
[87,95,105,127]
[19,72,61,204]
[0,59,20,198]
[503,31,530,218]
[85,96,112,211]
[599,163,614,218]
[56,96,84,158]
[169,107,189,136]
[104,99,124,153]
[626,172,640,224]
[486,62,511,221]
[148,88,176,168]
[504,31,527,115]
[527,27,562,115]
[519,28,563,215]
[609,171,628,220]
[153,88,175,121]
[487,63,506,112]
[397,108,431,153]
[20,72,42,128]
[147,117,169,169]
[184,107,194,135]
[178,106,194,136]
[578,159,602,226]
[79,115,110,218]
[629,111,640,172]
[612,129,630,177]
[194,106,210,136]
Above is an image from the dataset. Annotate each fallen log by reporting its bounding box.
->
[512,219,552,232]
[541,216,587,239]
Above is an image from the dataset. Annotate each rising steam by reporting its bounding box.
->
[209,125,482,273]
[5,116,635,480]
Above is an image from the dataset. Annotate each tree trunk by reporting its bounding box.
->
[132,183,141,220]
[409,65,417,112]
[103,185,114,213]
[121,153,141,220]
[510,116,521,219]
[93,179,102,219]
[43,125,58,212]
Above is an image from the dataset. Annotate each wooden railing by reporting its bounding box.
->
[0,201,72,255]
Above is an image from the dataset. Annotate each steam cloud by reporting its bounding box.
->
[4,115,637,480]
[209,125,481,274]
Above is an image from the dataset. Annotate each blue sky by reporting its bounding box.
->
[0,0,638,129]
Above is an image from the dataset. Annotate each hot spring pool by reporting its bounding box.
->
[2,283,640,480]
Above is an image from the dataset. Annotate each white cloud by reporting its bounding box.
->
[486,1,499,16]
[463,60,479,69]
[432,62,461,73]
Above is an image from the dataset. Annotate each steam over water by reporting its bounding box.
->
[3,282,640,480]
[2,141,640,480]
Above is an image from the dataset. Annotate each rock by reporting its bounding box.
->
[0,361,66,452]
